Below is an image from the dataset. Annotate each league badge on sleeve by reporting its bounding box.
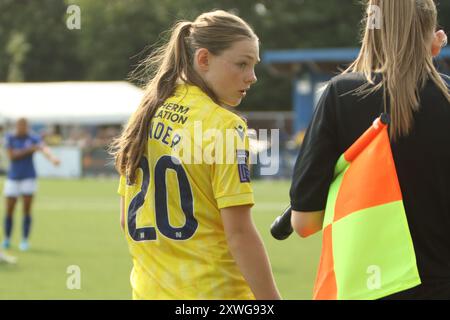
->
[236,149,251,183]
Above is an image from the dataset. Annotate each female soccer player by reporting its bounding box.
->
[2,118,60,251]
[112,10,280,300]
[290,0,450,299]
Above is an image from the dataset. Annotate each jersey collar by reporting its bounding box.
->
[174,83,208,97]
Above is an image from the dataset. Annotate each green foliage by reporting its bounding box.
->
[0,0,82,81]
[0,0,449,109]
[6,31,30,81]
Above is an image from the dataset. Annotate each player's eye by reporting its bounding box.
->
[238,62,248,69]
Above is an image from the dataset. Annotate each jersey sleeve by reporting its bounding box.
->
[211,117,254,209]
[289,81,341,212]
[118,175,126,197]
[31,134,43,146]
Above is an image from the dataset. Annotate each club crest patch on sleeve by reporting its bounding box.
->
[236,150,251,183]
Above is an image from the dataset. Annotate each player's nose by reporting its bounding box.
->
[246,68,257,85]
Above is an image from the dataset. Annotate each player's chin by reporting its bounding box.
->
[225,97,243,108]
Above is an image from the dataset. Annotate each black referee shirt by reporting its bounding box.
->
[290,72,450,299]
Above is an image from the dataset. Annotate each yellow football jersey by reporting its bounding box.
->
[118,84,255,300]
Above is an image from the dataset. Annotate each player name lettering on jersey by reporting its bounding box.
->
[149,121,182,149]
[154,102,190,125]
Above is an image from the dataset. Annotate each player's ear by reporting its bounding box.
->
[195,48,210,72]
[432,30,447,57]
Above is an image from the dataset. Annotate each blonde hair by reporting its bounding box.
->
[111,10,257,183]
[344,0,450,140]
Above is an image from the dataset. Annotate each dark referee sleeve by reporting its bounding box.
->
[289,81,341,212]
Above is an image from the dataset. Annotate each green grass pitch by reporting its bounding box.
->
[0,178,321,299]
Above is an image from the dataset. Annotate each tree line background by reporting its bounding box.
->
[1,0,449,110]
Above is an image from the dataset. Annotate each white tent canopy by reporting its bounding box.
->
[0,82,143,125]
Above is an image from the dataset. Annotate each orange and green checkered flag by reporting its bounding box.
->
[313,114,421,300]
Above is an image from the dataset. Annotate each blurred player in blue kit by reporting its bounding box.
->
[2,118,60,251]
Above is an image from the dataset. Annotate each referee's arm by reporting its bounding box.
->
[289,81,337,239]
[291,210,324,238]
